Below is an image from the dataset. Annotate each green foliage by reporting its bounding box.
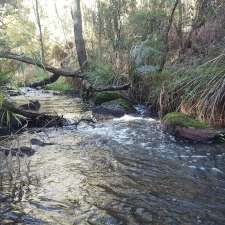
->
[128,9,166,41]
[87,63,116,86]
[95,91,122,105]
[0,93,25,129]
[0,71,10,85]
[45,77,73,92]
[132,69,171,105]
[162,112,209,129]
[0,0,38,53]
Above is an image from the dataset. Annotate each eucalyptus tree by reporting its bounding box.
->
[72,0,87,70]
[33,0,45,62]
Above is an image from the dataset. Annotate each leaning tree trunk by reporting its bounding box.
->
[73,0,87,71]
[159,0,179,72]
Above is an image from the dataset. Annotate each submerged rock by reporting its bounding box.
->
[162,112,220,142]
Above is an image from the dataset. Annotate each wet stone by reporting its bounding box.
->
[88,215,122,225]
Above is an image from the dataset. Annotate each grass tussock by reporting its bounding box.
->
[45,77,73,92]
[162,54,225,127]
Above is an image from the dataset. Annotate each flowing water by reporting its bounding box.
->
[0,89,225,225]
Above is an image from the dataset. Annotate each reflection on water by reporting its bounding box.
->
[1,90,225,225]
[11,88,89,120]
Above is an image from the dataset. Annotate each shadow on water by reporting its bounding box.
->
[1,89,225,225]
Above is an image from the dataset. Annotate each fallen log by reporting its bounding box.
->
[94,83,130,92]
[0,51,131,93]
[0,52,82,77]
[2,100,66,128]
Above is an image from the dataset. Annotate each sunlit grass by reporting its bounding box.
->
[45,77,74,92]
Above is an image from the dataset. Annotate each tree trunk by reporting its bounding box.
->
[159,0,179,72]
[33,0,45,62]
[73,0,87,71]
[97,0,103,59]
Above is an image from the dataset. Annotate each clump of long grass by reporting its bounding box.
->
[163,53,225,127]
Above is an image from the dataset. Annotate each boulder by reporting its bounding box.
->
[136,65,159,76]
[94,91,122,105]
[130,40,161,67]
[162,112,220,142]
[93,98,134,119]
[0,146,35,157]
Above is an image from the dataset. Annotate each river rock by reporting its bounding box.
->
[0,146,35,157]
[7,90,21,96]
[162,112,220,142]
[30,138,54,146]
[173,126,219,142]
[93,98,134,119]
[19,100,41,111]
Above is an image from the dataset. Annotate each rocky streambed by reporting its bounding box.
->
[0,88,225,225]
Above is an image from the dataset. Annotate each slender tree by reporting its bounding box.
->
[72,0,87,71]
[33,0,45,62]
[159,0,179,72]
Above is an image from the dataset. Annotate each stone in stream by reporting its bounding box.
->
[30,138,54,147]
[0,146,35,156]
[93,98,135,119]
[162,112,220,142]
[19,100,41,111]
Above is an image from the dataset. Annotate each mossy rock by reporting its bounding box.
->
[162,112,208,130]
[101,98,134,113]
[162,112,221,142]
[95,91,122,105]
[93,98,134,119]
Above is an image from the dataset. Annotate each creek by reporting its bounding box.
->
[0,88,225,225]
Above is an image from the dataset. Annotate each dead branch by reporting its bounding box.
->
[0,52,82,77]
[94,83,130,92]
[29,73,61,88]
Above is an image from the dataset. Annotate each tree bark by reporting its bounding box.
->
[73,0,87,70]
[159,0,179,72]
[33,0,45,62]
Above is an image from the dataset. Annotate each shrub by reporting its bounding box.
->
[86,63,116,86]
